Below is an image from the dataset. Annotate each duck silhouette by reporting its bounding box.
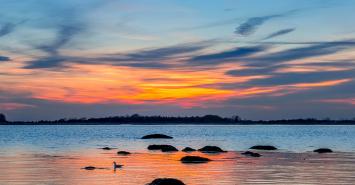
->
[113,161,123,170]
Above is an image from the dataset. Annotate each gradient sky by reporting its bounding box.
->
[1,0,355,121]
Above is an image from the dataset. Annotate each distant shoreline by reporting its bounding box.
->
[2,122,355,125]
[1,114,354,125]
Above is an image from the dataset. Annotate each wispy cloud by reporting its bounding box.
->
[234,10,298,36]
[248,40,355,65]
[36,25,84,56]
[262,28,295,40]
[25,40,213,69]
[244,70,354,87]
[0,23,16,37]
[0,102,35,110]
[189,45,268,65]
[0,56,10,61]
[317,98,355,106]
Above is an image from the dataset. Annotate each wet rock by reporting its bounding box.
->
[182,147,196,152]
[250,145,277,150]
[180,156,211,163]
[101,147,114,150]
[147,178,185,185]
[84,166,96,170]
[142,134,173,139]
[147,145,178,152]
[117,151,131,155]
[198,146,226,153]
[313,148,333,153]
[241,151,261,157]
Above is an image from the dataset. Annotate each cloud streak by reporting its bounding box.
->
[234,9,298,36]
[0,56,10,61]
[189,45,268,65]
[262,28,295,40]
[248,40,355,66]
[0,23,16,37]
[25,40,213,69]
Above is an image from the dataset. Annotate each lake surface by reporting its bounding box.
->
[0,125,355,184]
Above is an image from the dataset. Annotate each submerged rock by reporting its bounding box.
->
[198,146,226,153]
[241,151,261,157]
[250,145,277,150]
[313,148,333,153]
[84,166,96,170]
[142,134,173,139]
[147,145,178,152]
[182,147,196,152]
[117,151,131,155]
[180,156,211,163]
[147,178,185,185]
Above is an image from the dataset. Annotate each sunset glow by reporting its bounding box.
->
[0,0,354,120]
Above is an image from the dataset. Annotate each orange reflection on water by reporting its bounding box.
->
[1,149,355,185]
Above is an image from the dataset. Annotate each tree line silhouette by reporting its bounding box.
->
[0,113,354,125]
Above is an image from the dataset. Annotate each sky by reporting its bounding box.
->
[0,0,355,121]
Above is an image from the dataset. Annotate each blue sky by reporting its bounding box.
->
[0,0,354,121]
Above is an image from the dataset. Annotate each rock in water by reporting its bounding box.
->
[241,151,261,157]
[147,145,178,152]
[182,147,196,152]
[313,148,333,153]
[101,147,114,150]
[84,166,96,170]
[250,145,277,150]
[180,156,211,163]
[117,151,131,155]
[142,134,173,139]
[198,146,226,153]
[147,178,185,185]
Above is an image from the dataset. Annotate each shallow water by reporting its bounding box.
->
[0,125,355,184]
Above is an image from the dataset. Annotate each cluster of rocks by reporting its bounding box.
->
[84,133,334,185]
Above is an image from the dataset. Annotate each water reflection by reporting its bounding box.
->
[1,149,354,185]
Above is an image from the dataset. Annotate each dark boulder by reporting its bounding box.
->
[142,134,173,139]
[147,145,178,152]
[313,148,333,153]
[147,178,185,185]
[182,147,196,152]
[117,151,131,155]
[101,147,114,150]
[250,145,277,150]
[198,146,226,153]
[84,166,96,170]
[241,151,261,157]
[180,156,211,163]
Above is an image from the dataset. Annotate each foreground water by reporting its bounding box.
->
[0,125,354,184]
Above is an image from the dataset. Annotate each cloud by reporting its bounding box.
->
[36,25,84,56]
[25,40,213,69]
[189,45,268,65]
[262,28,295,40]
[104,42,210,62]
[248,40,355,66]
[0,102,35,110]
[24,20,85,68]
[234,70,355,87]
[24,56,75,69]
[0,56,10,61]
[0,23,16,37]
[226,66,277,76]
[235,15,281,36]
[234,10,298,36]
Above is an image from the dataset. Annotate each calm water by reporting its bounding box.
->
[0,125,355,184]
